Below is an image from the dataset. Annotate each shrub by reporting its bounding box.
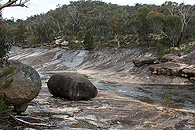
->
[76,31,85,41]
[0,20,12,66]
[0,98,8,117]
[28,36,40,47]
[83,30,95,50]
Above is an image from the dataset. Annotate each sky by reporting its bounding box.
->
[1,0,195,20]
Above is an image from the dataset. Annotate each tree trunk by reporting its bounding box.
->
[118,40,120,48]
[176,32,183,47]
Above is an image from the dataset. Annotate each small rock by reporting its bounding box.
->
[47,72,98,100]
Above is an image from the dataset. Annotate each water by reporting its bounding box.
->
[41,72,195,109]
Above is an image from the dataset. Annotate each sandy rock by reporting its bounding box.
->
[47,72,98,100]
[0,60,41,113]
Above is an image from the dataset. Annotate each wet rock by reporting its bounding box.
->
[161,54,179,63]
[47,72,98,100]
[133,57,156,67]
[149,62,188,76]
[0,60,41,113]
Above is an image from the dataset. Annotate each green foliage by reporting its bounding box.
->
[15,23,27,43]
[0,20,12,66]
[3,0,195,52]
[28,36,40,47]
[68,41,83,49]
[0,98,8,117]
[183,38,195,44]
[136,6,151,47]
[76,31,85,41]
[163,95,170,112]
[83,30,95,50]
[0,66,16,90]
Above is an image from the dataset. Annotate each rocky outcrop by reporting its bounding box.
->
[0,60,41,113]
[176,51,195,65]
[149,62,188,76]
[181,65,195,78]
[161,54,179,63]
[133,57,156,67]
[47,72,98,100]
[148,52,195,82]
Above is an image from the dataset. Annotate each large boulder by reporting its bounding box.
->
[133,57,156,67]
[47,72,98,100]
[0,60,41,113]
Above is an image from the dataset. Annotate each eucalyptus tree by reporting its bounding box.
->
[136,5,151,47]
[160,1,194,47]
[0,0,30,65]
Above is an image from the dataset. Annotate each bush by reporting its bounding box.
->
[0,98,8,117]
[0,20,12,66]
[28,36,40,47]
[68,41,83,49]
[83,30,95,50]
[183,38,195,44]
[76,31,85,40]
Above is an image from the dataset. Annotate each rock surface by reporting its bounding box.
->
[161,53,179,62]
[149,62,189,76]
[148,52,195,81]
[2,83,194,130]
[133,57,156,67]
[9,47,193,86]
[0,60,41,113]
[176,51,195,65]
[181,65,195,78]
[47,72,97,100]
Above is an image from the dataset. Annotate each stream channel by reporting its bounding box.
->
[9,47,195,111]
[40,72,195,110]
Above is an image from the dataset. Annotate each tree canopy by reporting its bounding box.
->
[3,0,195,50]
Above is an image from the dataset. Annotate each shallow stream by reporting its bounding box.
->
[40,72,195,110]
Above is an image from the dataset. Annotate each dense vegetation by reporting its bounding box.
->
[3,0,195,53]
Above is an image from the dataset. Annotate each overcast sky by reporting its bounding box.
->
[1,0,195,20]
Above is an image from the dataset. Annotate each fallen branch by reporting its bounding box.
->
[9,113,55,127]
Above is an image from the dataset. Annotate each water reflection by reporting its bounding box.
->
[41,72,195,109]
[89,78,195,109]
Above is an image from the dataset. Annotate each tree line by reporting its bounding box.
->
[3,0,195,50]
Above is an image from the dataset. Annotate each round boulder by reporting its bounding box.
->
[47,72,98,100]
[0,60,41,113]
